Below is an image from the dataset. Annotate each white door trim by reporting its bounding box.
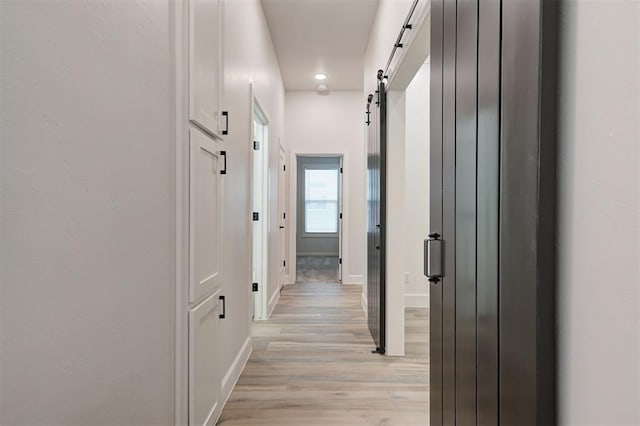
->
[278,144,290,286]
[289,150,348,285]
[251,88,270,321]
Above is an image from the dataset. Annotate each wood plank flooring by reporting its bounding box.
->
[218,282,429,426]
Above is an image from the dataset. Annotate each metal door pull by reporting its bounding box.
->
[424,233,444,283]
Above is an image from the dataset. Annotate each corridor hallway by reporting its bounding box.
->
[218,283,428,425]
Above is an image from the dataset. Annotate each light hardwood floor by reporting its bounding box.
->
[218,282,429,426]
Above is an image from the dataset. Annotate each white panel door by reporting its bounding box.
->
[252,119,266,320]
[189,0,223,138]
[278,145,288,283]
[338,156,343,281]
[190,128,224,303]
[189,290,222,426]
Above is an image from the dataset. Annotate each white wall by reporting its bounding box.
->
[557,1,640,424]
[1,0,286,423]
[404,62,430,308]
[386,90,407,356]
[363,0,413,98]
[219,0,285,360]
[0,2,175,423]
[285,91,366,285]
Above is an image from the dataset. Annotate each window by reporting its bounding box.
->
[304,168,338,233]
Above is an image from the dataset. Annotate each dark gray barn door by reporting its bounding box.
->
[367,72,386,354]
[429,0,558,424]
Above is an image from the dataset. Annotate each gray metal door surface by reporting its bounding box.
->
[429,0,558,424]
[367,72,386,354]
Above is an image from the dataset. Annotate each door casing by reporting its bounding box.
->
[278,144,289,286]
[291,154,345,283]
[251,95,269,321]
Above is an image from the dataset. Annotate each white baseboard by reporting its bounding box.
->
[220,337,252,411]
[361,291,368,316]
[343,274,364,285]
[267,287,280,319]
[405,293,429,308]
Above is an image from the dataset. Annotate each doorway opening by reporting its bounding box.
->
[401,59,430,360]
[252,98,269,321]
[295,155,343,283]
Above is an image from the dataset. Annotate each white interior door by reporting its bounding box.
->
[188,290,222,426]
[252,110,269,320]
[190,128,224,303]
[278,145,288,285]
[338,156,343,281]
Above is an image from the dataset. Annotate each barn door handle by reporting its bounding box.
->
[220,151,227,175]
[221,111,229,135]
[424,233,443,284]
[219,295,226,319]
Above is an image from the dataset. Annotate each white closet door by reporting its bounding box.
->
[189,290,222,426]
[278,145,287,282]
[189,0,222,138]
[338,156,343,282]
[190,128,224,303]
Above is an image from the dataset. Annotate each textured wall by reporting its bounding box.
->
[557,1,640,424]
[0,1,175,423]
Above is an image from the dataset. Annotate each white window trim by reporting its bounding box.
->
[302,163,340,238]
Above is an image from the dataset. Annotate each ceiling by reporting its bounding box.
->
[261,0,380,91]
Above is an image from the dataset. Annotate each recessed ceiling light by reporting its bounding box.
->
[314,73,327,81]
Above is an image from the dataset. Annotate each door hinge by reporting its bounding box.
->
[339,213,343,219]
[252,212,259,221]
[340,167,343,173]
[283,260,286,267]
[283,165,286,171]
[252,282,258,292]
[253,140,260,150]
[283,212,286,219]
[339,258,342,265]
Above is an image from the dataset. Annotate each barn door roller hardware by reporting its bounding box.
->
[382,0,420,78]
[365,94,373,125]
